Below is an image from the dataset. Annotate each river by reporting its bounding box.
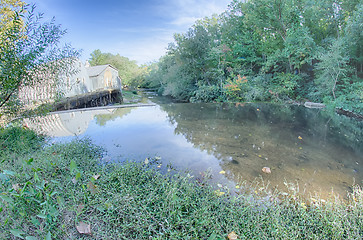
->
[24,93,363,200]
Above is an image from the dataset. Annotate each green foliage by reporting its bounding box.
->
[334,79,363,115]
[315,38,350,99]
[0,126,44,158]
[0,127,362,239]
[0,128,103,239]
[284,26,318,72]
[89,49,147,87]
[0,3,79,115]
[143,0,362,115]
[343,3,363,77]
[89,49,106,65]
[269,73,300,101]
[191,84,224,103]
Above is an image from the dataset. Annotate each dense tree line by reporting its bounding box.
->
[143,0,362,114]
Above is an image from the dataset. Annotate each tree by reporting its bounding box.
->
[343,2,363,77]
[0,0,25,28]
[89,49,106,66]
[315,38,349,100]
[0,2,79,114]
[142,0,362,114]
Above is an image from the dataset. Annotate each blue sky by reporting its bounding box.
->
[33,0,231,65]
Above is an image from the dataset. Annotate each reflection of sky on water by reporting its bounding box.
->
[25,101,363,199]
[85,106,222,173]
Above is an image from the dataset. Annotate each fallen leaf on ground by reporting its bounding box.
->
[76,222,91,235]
[219,170,226,174]
[262,167,271,174]
[87,181,97,194]
[214,190,225,196]
[228,231,238,240]
[235,185,240,189]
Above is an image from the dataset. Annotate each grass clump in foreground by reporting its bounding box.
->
[0,127,362,239]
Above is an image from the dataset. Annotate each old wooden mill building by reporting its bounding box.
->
[19,59,123,110]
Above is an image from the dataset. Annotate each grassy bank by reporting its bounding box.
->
[122,89,143,104]
[1,127,362,239]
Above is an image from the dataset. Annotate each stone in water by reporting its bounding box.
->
[262,167,271,174]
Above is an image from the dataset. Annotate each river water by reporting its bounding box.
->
[24,94,363,199]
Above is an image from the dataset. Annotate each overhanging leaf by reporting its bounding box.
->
[75,172,81,180]
[10,229,25,239]
[70,160,77,173]
[45,232,52,240]
[25,236,38,240]
[25,158,34,165]
[3,170,16,176]
[0,195,13,204]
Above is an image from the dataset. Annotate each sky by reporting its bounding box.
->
[32,0,232,65]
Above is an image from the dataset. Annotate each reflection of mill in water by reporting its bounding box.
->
[24,109,116,137]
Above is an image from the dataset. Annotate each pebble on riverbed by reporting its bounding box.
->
[262,167,271,174]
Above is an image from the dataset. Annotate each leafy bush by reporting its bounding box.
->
[191,84,223,102]
[0,127,362,239]
[0,129,103,239]
[223,75,249,101]
[268,73,300,101]
[334,79,363,115]
[0,126,44,159]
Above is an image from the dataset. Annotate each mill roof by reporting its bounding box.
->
[86,64,118,77]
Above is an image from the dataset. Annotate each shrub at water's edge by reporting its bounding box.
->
[0,127,362,239]
[141,1,363,116]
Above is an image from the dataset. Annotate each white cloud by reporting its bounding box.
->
[161,0,231,29]
[126,0,231,64]
[170,16,199,27]
[34,0,232,65]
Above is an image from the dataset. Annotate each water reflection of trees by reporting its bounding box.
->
[160,102,362,197]
[162,103,362,159]
[94,108,133,126]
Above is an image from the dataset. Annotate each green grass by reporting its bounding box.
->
[122,90,142,104]
[0,127,362,239]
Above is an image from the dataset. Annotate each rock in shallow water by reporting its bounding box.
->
[262,167,271,174]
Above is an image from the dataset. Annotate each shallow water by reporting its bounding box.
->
[24,95,363,199]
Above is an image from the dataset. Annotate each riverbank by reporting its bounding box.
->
[0,126,362,239]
